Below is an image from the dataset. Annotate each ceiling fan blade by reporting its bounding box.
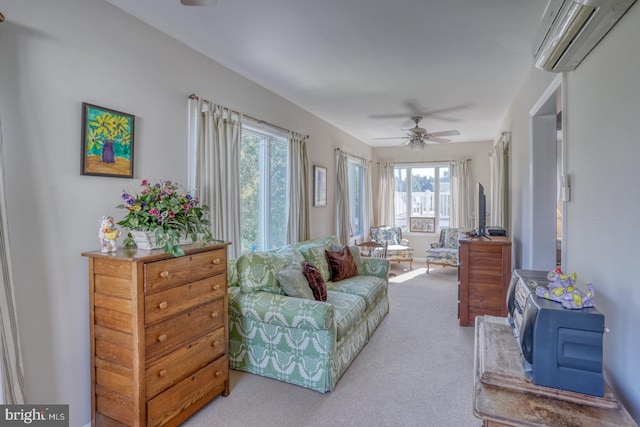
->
[373,136,409,140]
[428,130,460,137]
[425,137,451,143]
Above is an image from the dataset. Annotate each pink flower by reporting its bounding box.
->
[141,179,148,186]
[149,208,159,216]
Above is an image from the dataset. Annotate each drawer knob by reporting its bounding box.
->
[158,334,167,342]
[159,370,167,378]
[212,258,221,265]
[215,370,222,377]
[158,301,168,310]
[212,340,220,347]
[211,312,219,318]
[212,284,221,291]
[160,271,169,279]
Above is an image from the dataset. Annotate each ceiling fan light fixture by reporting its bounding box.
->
[408,139,425,151]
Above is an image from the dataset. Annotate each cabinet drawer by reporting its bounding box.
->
[144,249,226,294]
[146,327,226,398]
[147,355,228,427]
[145,300,225,361]
[145,275,226,325]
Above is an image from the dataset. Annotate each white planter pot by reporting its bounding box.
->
[130,230,192,250]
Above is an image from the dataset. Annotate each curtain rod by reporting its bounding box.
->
[335,148,370,164]
[378,160,460,165]
[188,94,308,138]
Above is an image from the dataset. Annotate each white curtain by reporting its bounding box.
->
[490,132,510,228]
[450,159,471,229]
[376,161,395,226]
[362,161,373,239]
[335,152,350,245]
[194,101,243,258]
[0,118,25,404]
[287,132,309,243]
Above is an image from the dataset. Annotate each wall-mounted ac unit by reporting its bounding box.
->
[533,0,637,72]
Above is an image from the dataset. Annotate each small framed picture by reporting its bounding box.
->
[313,165,327,207]
[81,102,135,178]
[410,217,436,233]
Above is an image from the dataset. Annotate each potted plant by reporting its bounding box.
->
[117,179,214,256]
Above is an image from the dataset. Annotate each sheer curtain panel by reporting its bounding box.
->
[193,101,243,258]
[287,132,310,243]
[0,119,25,404]
[490,132,510,228]
[451,159,471,229]
[362,161,373,237]
[376,161,395,226]
[335,152,350,245]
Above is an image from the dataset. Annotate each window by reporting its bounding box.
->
[240,125,288,252]
[394,164,450,232]
[348,160,364,238]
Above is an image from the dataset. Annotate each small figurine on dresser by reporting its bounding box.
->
[99,215,120,253]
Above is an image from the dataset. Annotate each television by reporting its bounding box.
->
[476,182,487,237]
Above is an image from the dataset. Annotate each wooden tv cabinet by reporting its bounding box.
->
[458,235,511,327]
[83,242,230,426]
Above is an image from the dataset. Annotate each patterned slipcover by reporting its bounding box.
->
[425,228,460,273]
[370,225,413,270]
[228,236,390,393]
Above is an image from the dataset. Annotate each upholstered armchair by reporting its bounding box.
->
[370,225,413,270]
[425,228,460,273]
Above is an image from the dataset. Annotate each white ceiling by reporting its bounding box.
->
[106,0,550,146]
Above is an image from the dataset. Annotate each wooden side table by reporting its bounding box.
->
[473,316,637,427]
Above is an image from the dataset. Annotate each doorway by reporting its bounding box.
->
[529,75,565,270]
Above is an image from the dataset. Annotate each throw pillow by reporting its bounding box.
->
[325,246,358,282]
[331,244,364,275]
[276,263,315,300]
[301,261,327,302]
[299,244,332,282]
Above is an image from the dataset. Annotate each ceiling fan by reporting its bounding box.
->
[374,116,460,150]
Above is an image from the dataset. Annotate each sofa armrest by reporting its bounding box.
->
[399,238,410,246]
[430,241,442,249]
[361,257,390,279]
[228,287,334,331]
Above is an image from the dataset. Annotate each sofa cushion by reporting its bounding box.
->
[327,275,387,309]
[299,244,331,282]
[276,263,315,300]
[326,290,366,341]
[302,261,327,302]
[238,252,290,295]
[325,246,358,282]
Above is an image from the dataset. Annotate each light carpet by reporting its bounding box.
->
[185,265,481,427]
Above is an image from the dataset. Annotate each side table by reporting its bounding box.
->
[473,315,637,427]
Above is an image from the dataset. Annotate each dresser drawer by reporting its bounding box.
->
[144,249,226,294]
[145,299,225,361]
[147,355,228,427]
[146,327,226,398]
[145,275,226,325]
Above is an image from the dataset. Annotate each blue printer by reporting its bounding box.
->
[506,269,605,397]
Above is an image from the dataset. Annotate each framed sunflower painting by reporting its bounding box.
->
[81,102,135,178]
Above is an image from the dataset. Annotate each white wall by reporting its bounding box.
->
[502,3,640,421]
[0,0,370,424]
[373,140,492,257]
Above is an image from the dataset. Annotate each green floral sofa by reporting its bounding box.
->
[227,236,389,393]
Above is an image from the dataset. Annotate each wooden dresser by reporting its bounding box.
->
[458,236,511,327]
[83,242,230,426]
